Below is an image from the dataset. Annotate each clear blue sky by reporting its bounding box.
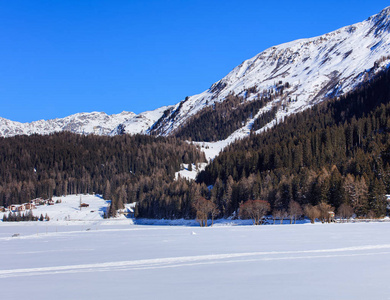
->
[1,0,389,122]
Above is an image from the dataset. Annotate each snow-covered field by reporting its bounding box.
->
[0,194,135,223]
[1,221,390,299]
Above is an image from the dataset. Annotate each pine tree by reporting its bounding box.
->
[369,178,387,217]
[103,180,111,200]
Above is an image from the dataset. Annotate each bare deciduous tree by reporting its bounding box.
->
[304,204,320,224]
[193,197,218,227]
[288,200,303,224]
[272,209,287,224]
[210,203,220,226]
[367,210,376,219]
[272,210,279,225]
[240,200,270,225]
[336,203,354,222]
[317,201,334,223]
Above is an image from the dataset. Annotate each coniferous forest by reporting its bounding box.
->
[173,82,288,142]
[197,67,390,218]
[0,134,206,218]
[174,93,270,142]
[1,68,390,220]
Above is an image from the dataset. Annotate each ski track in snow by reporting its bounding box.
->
[1,244,389,278]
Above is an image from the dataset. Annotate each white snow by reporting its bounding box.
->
[0,111,137,137]
[1,221,390,299]
[175,163,207,180]
[0,194,131,224]
[114,105,174,135]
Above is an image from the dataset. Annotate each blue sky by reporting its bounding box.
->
[1,0,389,122]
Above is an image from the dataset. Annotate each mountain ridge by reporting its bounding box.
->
[150,6,390,138]
[2,6,390,142]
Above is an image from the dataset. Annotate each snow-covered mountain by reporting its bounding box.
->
[110,105,173,136]
[150,6,390,137]
[0,108,172,137]
[2,7,390,140]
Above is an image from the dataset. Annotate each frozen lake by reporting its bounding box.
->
[1,222,390,299]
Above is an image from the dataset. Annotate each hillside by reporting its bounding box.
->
[149,6,390,140]
[0,133,206,219]
[3,66,390,221]
[196,67,390,218]
[2,7,390,220]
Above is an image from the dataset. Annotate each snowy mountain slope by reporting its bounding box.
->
[150,6,390,138]
[0,105,174,138]
[0,107,174,137]
[2,7,390,141]
[110,105,174,136]
[0,111,136,137]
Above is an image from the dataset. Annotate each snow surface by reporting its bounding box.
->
[111,105,174,136]
[0,195,112,222]
[1,221,390,299]
[0,111,137,137]
[0,106,174,138]
[175,163,207,180]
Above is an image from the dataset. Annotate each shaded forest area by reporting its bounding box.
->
[197,67,390,218]
[173,83,290,142]
[0,133,206,218]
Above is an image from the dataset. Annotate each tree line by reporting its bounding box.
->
[2,211,50,222]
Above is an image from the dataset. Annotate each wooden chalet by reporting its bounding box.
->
[17,205,26,212]
[31,198,43,206]
[25,203,36,210]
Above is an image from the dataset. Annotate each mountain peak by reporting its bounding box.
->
[368,6,390,36]
[377,6,390,16]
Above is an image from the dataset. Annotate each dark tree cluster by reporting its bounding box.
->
[0,133,206,218]
[251,106,278,132]
[174,92,275,142]
[197,67,390,219]
[149,96,190,136]
[1,210,47,222]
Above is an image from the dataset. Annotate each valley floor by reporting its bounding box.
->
[1,222,390,299]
